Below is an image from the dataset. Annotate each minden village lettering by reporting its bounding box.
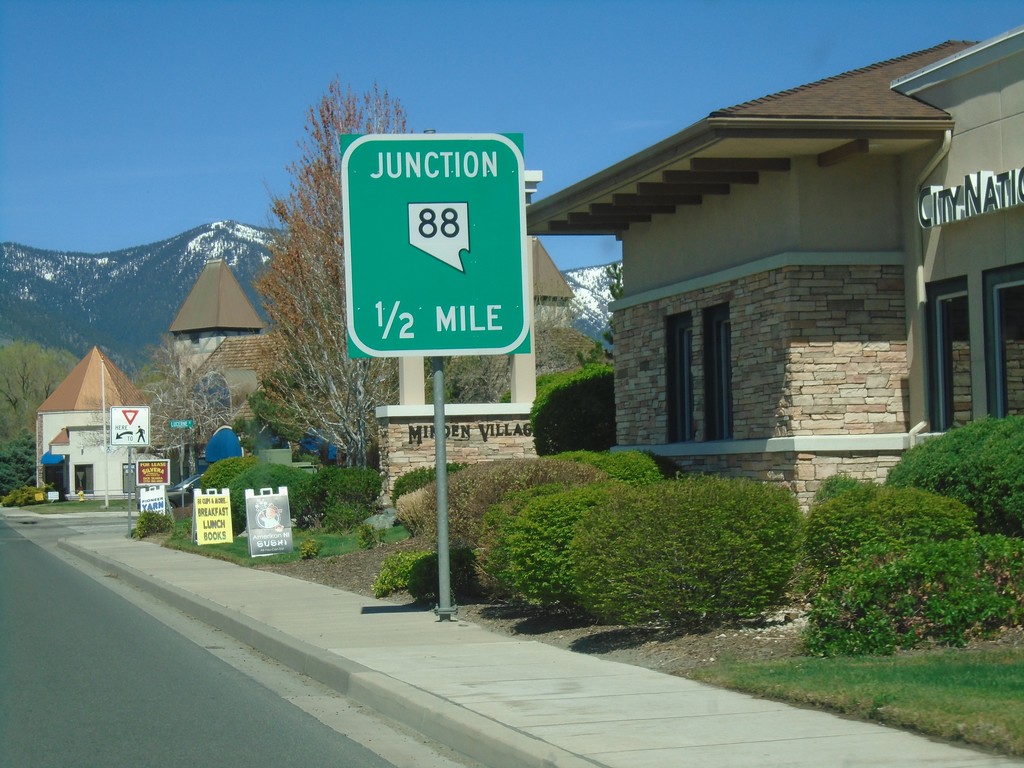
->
[918,166,1024,228]
[370,150,499,180]
[409,421,532,446]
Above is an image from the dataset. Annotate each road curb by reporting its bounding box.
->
[58,538,598,768]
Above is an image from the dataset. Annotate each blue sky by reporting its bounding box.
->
[1,1,1021,270]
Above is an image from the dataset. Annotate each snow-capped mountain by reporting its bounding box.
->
[0,221,273,370]
[563,262,615,342]
[0,221,615,369]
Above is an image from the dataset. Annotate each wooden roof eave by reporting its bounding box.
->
[527,115,954,237]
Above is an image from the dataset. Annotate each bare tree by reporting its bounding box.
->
[138,336,236,476]
[255,81,406,467]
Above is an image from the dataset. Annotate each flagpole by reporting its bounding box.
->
[101,354,109,509]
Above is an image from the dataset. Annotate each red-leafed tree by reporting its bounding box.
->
[255,81,407,467]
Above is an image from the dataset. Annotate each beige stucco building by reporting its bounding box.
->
[36,347,147,498]
[528,29,1023,507]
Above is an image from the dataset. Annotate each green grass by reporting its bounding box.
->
[163,519,409,565]
[7,498,135,513]
[692,647,1024,756]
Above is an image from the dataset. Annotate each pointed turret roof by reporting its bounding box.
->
[38,347,144,412]
[169,258,265,334]
[532,238,573,300]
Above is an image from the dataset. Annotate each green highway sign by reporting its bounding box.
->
[169,419,193,429]
[341,133,530,358]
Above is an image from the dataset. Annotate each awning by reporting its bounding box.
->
[40,451,65,465]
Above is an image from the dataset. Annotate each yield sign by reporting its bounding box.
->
[110,406,150,447]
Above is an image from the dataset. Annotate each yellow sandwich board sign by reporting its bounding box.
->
[193,489,233,545]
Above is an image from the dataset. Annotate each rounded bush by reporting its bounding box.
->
[133,510,173,538]
[476,484,568,597]
[531,364,614,455]
[570,476,802,626]
[228,463,314,534]
[407,548,480,604]
[886,415,1024,536]
[390,463,466,505]
[552,450,664,486]
[803,484,975,579]
[395,458,606,547]
[2,484,53,507]
[804,535,1024,656]
[812,473,865,505]
[304,466,382,530]
[199,456,259,493]
[492,485,611,606]
[373,550,431,598]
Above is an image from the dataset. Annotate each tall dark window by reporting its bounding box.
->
[927,279,971,430]
[666,312,694,442]
[704,303,732,440]
[984,266,1024,418]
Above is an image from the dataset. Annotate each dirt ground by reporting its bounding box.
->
[258,537,810,677]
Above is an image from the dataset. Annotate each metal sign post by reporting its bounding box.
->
[431,357,455,620]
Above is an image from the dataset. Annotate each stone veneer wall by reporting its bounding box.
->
[378,410,536,495]
[614,262,909,507]
[666,450,904,510]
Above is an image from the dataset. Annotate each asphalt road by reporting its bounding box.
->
[0,514,479,768]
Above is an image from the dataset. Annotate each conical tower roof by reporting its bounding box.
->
[169,258,265,334]
[38,347,144,412]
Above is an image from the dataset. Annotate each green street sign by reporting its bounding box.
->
[169,419,193,429]
[341,133,530,358]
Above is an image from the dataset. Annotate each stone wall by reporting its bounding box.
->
[614,261,909,507]
[377,408,536,495]
[666,449,903,510]
[616,262,908,444]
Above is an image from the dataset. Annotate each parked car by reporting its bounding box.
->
[166,473,203,508]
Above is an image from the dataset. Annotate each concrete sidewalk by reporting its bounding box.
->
[56,532,1020,768]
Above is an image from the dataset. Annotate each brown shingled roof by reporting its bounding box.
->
[169,258,265,333]
[712,41,975,120]
[38,347,145,412]
[199,334,275,378]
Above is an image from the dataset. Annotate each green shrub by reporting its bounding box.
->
[311,465,382,508]
[531,364,614,455]
[320,503,365,533]
[357,523,386,549]
[552,450,664,486]
[228,463,314,534]
[886,415,1024,536]
[492,485,611,606]
[133,510,173,538]
[813,473,866,505]
[299,537,321,560]
[395,458,607,547]
[570,476,802,626]
[407,548,480,603]
[476,484,569,597]
[804,535,1024,656]
[304,466,382,530]
[390,464,467,505]
[373,550,432,598]
[199,456,259,493]
[1,484,53,507]
[0,432,37,497]
[803,484,976,580]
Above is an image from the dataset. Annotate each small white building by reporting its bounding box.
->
[37,347,147,498]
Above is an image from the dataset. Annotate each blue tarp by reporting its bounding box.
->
[40,451,65,465]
